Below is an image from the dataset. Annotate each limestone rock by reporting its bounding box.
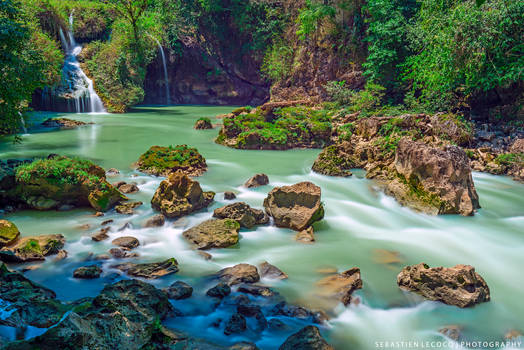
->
[244,174,269,188]
[117,182,139,194]
[112,236,139,249]
[312,143,354,177]
[92,227,110,241]
[137,145,207,176]
[194,118,213,129]
[217,264,260,286]
[259,261,288,280]
[213,202,268,228]
[113,258,179,279]
[143,214,165,227]
[296,226,315,243]
[224,313,247,335]
[0,234,65,263]
[224,191,237,200]
[206,282,231,298]
[315,267,362,306]
[182,219,240,250]
[115,201,142,215]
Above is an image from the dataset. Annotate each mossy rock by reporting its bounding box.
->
[312,144,354,177]
[88,187,127,212]
[194,118,213,130]
[0,220,20,247]
[182,219,240,250]
[136,145,207,176]
[0,234,65,263]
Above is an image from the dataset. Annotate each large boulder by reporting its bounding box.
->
[315,267,362,307]
[0,263,65,328]
[386,139,480,216]
[136,145,207,176]
[216,264,260,286]
[113,258,179,279]
[0,219,20,246]
[0,234,65,263]
[73,265,102,279]
[279,325,334,350]
[151,171,214,219]
[213,202,269,228]
[312,143,355,177]
[263,182,324,231]
[12,156,125,212]
[182,219,240,250]
[397,263,490,308]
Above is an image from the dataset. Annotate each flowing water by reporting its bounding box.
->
[1,106,523,349]
[150,35,171,105]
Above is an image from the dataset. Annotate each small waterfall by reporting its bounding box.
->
[149,35,171,105]
[19,112,27,134]
[53,13,105,113]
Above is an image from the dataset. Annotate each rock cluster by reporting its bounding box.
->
[213,202,268,228]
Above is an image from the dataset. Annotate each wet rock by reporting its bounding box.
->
[0,234,65,263]
[213,202,269,228]
[94,254,111,260]
[207,282,231,298]
[109,248,139,259]
[217,263,260,286]
[77,223,91,230]
[143,214,165,227]
[312,143,354,177]
[182,219,240,250]
[112,236,139,249]
[53,249,68,261]
[270,301,327,323]
[279,325,334,350]
[386,139,480,216]
[115,201,143,215]
[237,284,276,297]
[94,211,104,217]
[268,318,288,331]
[137,145,207,176]
[237,304,263,318]
[166,281,193,300]
[263,182,324,231]
[259,261,288,280]
[118,222,132,231]
[73,265,102,279]
[194,118,213,129]
[41,118,91,129]
[224,191,237,200]
[101,219,113,226]
[118,182,139,194]
[372,249,404,266]
[92,227,110,241]
[198,251,212,260]
[106,168,120,177]
[315,267,362,306]
[224,313,247,335]
[504,329,523,341]
[151,170,215,219]
[295,226,315,243]
[0,219,20,246]
[397,263,490,307]
[510,138,524,154]
[439,325,462,341]
[113,258,179,279]
[244,173,269,188]
[0,263,65,328]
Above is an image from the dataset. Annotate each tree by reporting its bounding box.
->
[113,0,150,44]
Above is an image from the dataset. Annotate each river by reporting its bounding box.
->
[1,106,523,349]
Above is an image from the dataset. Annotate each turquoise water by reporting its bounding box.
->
[1,106,523,349]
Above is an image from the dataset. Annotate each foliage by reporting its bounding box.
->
[338,122,355,141]
[138,145,206,172]
[296,0,336,41]
[325,81,354,106]
[261,40,294,82]
[494,153,524,166]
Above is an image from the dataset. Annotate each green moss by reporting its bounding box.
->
[397,173,445,210]
[0,220,19,243]
[494,153,524,166]
[223,219,241,230]
[338,123,355,141]
[197,117,211,123]
[137,145,206,174]
[20,239,42,255]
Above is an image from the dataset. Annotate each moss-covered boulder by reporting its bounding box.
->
[112,258,179,279]
[0,220,20,246]
[0,234,65,263]
[194,117,213,129]
[41,118,92,129]
[216,105,333,150]
[312,143,355,177]
[182,219,240,250]
[213,202,269,228]
[151,171,214,219]
[136,145,207,176]
[14,156,125,211]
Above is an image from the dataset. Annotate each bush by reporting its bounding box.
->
[296,0,336,41]
[325,81,354,106]
[261,40,293,82]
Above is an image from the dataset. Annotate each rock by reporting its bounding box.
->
[279,325,334,350]
[137,145,207,176]
[206,282,231,298]
[94,254,111,260]
[217,264,260,286]
[166,281,193,300]
[106,168,120,177]
[372,249,404,266]
[118,222,132,231]
[224,313,247,335]
[312,143,354,177]
[112,236,139,249]
[386,139,480,216]
[92,227,110,241]
[151,171,215,219]
[244,173,269,188]
[237,285,275,297]
[53,249,68,261]
[439,325,462,341]
[112,258,179,279]
[237,304,263,318]
[73,265,102,279]
[315,267,362,306]
[115,201,143,215]
[0,219,20,246]
[0,234,65,263]
[101,219,113,226]
[224,191,237,200]
[510,138,524,154]
[263,182,324,231]
[213,202,269,228]
[270,302,327,324]
[0,263,64,328]
[504,329,523,341]
[182,219,240,250]
[194,118,213,129]
[41,118,91,129]
[109,248,139,259]
[268,318,288,331]
[259,261,288,280]
[143,214,165,227]
[397,263,490,307]
[94,211,104,217]
[198,251,212,260]
[118,182,139,194]
[296,226,315,243]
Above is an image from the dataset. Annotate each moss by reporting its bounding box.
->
[223,219,241,230]
[312,145,353,176]
[137,145,206,175]
[423,263,430,269]
[0,220,20,244]
[197,117,211,123]
[20,239,42,255]
[494,153,524,166]
[396,172,445,210]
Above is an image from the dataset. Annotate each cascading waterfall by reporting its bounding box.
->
[18,112,27,134]
[149,35,171,105]
[53,13,106,113]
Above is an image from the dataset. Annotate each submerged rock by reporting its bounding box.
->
[166,281,193,300]
[213,202,269,228]
[143,214,165,227]
[263,182,324,231]
[295,226,315,243]
[439,325,462,341]
[136,145,207,176]
[217,264,260,286]
[91,227,110,241]
[109,247,139,259]
[0,234,65,263]
[115,201,143,215]
[113,258,179,279]
[182,219,240,250]
[73,265,102,279]
[259,261,288,280]
[224,313,247,335]
[244,173,269,188]
[151,171,214,219]
[397,263,490,307]
[206,282,232,299]
[279,325,334,350]
[0,219,20,246]
[315,267,362,306]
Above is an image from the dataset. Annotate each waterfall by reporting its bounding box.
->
[149,35,171,105]
[54,13,106,113]
[18,112,27,134]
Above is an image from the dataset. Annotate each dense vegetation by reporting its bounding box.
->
[0,0,522,135]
